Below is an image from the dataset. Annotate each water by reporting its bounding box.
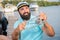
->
[38,6,60,40]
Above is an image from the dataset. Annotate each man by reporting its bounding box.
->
[0,11,8,36]
[12,2,55,40]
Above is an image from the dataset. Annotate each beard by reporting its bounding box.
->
[19,12,30,20]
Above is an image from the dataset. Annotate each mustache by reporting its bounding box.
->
[23,12,29,15]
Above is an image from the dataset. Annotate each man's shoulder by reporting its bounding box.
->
[14,18,23,29]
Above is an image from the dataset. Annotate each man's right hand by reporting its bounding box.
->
[18,20,26,31]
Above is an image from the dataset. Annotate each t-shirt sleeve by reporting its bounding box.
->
[14,19,23,29]
[14,20,21,29]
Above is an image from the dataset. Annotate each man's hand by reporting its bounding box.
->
[39,12,55,37]
[18,20,27,31]
[39,12,47,21]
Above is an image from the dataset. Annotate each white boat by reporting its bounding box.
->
[30,3,39,11]
[30,2,39,16]
[4,3,17,13]
[4,3,17,19]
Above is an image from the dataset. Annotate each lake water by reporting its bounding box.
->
[39,6,60,40]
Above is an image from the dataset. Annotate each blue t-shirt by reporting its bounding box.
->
[14,15,43,40]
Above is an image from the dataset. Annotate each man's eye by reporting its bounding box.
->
[20,8,24,10]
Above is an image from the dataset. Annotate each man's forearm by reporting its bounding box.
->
[43,21,55,37]
[12,27,20,40]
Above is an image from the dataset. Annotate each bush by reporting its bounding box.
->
[1,1,60,7]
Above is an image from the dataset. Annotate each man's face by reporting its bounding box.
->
[18,5,30,20]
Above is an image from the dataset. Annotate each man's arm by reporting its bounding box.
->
[42,21,55,37]
[12,26,20,40]
[12,21,26,40]
[40,12,55,37]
